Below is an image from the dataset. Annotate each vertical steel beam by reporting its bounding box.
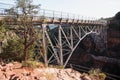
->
[58,24,63,66]
[79,26,81,38]
[42,24,48,67]
[70,26,73,48]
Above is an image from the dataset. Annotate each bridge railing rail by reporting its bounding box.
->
[0,2,107,25]
[38,9,85,20]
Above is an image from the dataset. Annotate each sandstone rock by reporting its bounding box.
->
[12,62,22,69]
[82,76,92,80]
[0,63,96,80]
[0,65,3,70]
[1,63,14,72]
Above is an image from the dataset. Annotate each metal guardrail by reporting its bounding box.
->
[0,2,107,25]
[38,9,79,20]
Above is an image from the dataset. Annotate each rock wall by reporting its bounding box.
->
[107,29,120,51]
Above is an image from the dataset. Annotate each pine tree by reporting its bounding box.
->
[7,0,40,61]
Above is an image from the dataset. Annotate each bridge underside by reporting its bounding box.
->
[40,23,107,67]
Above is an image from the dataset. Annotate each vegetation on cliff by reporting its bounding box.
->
[0,0,41,62]
[108,11,120,30]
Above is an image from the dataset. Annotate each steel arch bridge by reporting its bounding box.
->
[41,22,107,67]
[0,2,107,67]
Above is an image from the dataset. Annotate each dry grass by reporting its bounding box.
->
[88,68,106,80]
[45,73,55,80]
[22,61,44,69]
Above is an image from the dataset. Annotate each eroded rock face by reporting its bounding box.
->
[107,11,120,53]
[107,29,120,50]
[68,29,120,78]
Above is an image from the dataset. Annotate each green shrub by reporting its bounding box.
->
[89,68,101,75]
[88,68,106,80]
[1,39,24,62]
[99,73,106,80]
[0,38,35,62]
[49,65,64,69]
[22,61,44,68]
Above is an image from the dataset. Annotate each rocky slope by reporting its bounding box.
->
[0,62,97,80]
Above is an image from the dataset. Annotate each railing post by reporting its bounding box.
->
[43,9,45,17]
[67,13,69,19]
[53,11,54,18]
[61,12,62,19]
[73,14,75,20]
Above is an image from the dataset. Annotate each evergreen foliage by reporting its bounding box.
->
[5,0,41,61]
[0,38,35,62]
[0,0,41,62]
[0,21,7,40]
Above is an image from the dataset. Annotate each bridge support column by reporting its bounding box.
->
[42,24,48,67]
[58,25,63,66]
[70,26,73,48]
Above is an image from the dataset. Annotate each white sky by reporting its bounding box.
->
[0,0,120,18]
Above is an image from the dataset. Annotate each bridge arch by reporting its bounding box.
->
[41,23,107,67]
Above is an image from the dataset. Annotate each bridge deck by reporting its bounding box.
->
[0,15,105,26]
[0,6,106,25]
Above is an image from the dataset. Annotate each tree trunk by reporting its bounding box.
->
[24,47,27,61]
[24,25,28,62]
